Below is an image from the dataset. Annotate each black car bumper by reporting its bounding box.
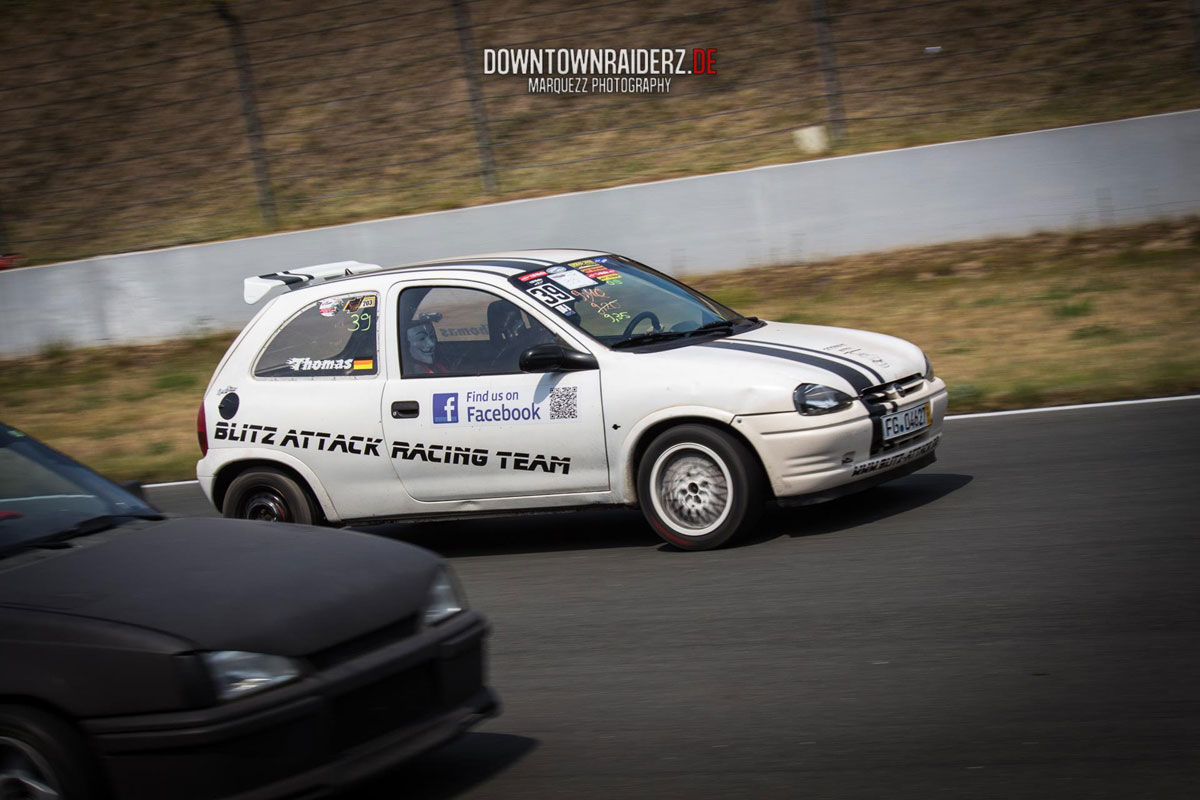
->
[82,612,498,800]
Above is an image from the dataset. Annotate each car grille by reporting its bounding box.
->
[307,616,419,671]
[860,374,933,455]
[328,645,484,752]
[860,374,925,405]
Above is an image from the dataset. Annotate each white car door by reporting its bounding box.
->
[380,281,609,502]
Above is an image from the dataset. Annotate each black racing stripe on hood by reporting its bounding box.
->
[702,341,874,394]
[735,338,886,384]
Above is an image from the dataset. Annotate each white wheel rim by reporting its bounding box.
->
[649,442,733,537]
[0,735,62,799]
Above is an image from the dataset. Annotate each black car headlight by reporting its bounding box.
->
[422,566,467,628]
[201,651,302,702]
[794,383,855,415]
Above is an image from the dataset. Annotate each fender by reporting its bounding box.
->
[203,447,344,523]
[615,405,737,504]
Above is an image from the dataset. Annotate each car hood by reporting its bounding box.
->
[0,518,442,656]
[720,321,926,389]
[607,321,925,413]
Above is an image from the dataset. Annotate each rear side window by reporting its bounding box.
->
[254,293,379,377]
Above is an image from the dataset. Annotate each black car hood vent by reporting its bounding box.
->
[0,518,439,657]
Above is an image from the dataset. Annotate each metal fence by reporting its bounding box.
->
[1,0,1196,265]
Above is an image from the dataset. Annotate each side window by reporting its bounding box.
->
[398,287,559,377]
[254,293,379,377]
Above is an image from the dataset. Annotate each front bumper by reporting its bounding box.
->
[738,383,948,502]
[84,612,497,800]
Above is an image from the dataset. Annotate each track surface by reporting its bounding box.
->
[150,400,1200,799]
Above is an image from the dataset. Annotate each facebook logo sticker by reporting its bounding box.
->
[433,393,458,424]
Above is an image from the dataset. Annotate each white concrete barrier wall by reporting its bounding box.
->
[2,110,1197,356]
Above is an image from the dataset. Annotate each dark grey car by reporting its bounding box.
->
[0,423,498,799]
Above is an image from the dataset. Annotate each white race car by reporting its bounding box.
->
[197,250,946,550]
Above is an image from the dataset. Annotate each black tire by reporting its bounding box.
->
[222,467,316,525]
[0,705,100,800]
[637,424,764,551]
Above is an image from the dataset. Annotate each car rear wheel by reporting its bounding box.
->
[0,706,98,800]
[223,468,316,525]
[637,424,764,550]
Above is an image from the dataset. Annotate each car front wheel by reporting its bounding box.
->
[222,467,316,525]
[0,705,98,800]
[637,424,764,550]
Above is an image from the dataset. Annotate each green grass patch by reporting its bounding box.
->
[778,310,834,326]
[1077,279,1126,293]
[1035,288,1074,302]
[154,372,200,392]
[948,384,984,406]
[1070,324,1123,342]
[1005,383,1046,406]
[709,286,760,312]
[1053,299,1094,318]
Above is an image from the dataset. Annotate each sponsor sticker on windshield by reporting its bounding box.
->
[510,268,583,316]
[548,270,597,290]
[576,263,622,282]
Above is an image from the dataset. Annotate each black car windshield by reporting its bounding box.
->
[0,424,159,555]
[507,255,752,348]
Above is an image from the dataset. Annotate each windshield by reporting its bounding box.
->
[507,255,749,348]
[0,424,159,555]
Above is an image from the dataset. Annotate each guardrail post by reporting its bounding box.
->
[810,0,848,144]
[215,1,279,228]
[451,0,498,193]
[1189,0,1200,74]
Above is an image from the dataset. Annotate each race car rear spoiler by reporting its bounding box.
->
[243,260,383,304]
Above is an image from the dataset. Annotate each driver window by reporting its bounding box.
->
[398,287,559,377]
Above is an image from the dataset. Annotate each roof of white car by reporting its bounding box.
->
[402,249,609,272]
[243,249,610,303]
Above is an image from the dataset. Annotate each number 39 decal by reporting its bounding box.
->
[527,284,573,307]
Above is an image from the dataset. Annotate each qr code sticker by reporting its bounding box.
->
[549,386,578,420]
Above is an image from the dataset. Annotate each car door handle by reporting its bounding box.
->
[391,401,419,419]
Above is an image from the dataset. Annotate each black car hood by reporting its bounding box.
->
[0,518,441,656]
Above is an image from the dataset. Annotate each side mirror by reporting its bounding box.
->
[120,479,147,501]
[119,479,162,512]
[519,343,598,373]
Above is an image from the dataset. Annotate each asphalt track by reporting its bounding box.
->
[149,398,1200,799]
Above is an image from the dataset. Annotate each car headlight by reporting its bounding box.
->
[794,383,855,415]
[922,354,935,381]
[422,566,466,627]
[201,651,302,702]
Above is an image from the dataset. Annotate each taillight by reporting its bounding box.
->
[197,402,208,456]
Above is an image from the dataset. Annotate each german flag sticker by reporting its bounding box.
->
[353,359,374,370]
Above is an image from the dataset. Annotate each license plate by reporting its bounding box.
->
[881,402,931,441]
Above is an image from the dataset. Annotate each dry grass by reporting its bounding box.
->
[1,0,1196,263]
[2,218,1197,482]
[693,219,1200,409]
